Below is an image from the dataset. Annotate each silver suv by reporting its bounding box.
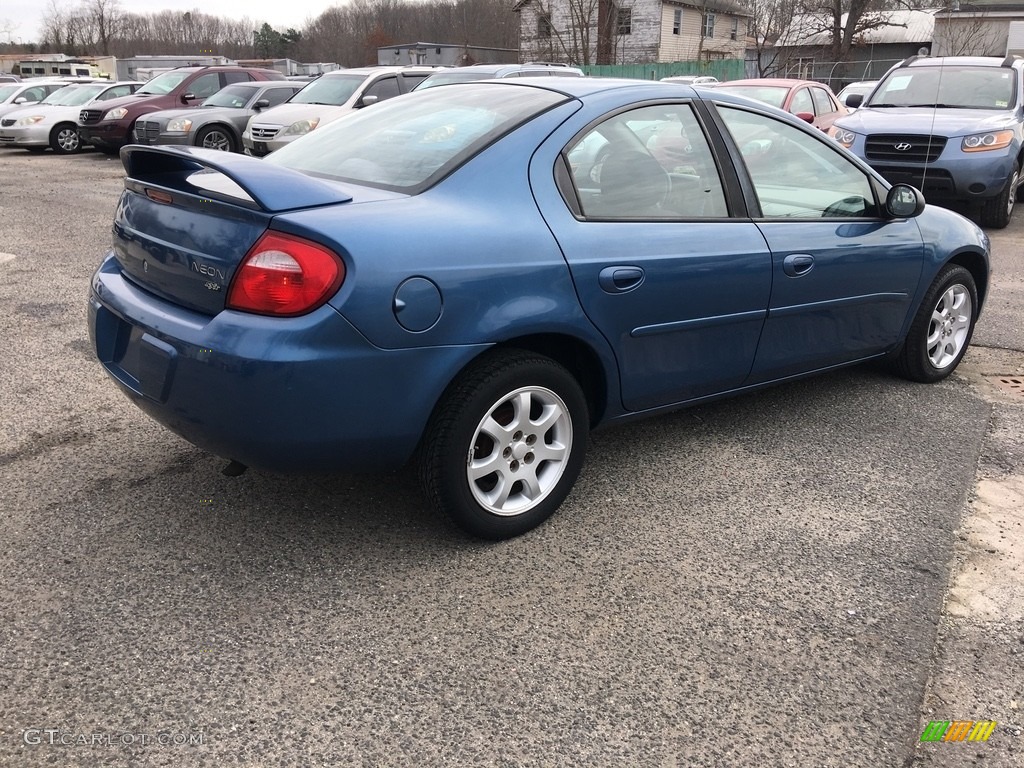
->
[242,66,435,156]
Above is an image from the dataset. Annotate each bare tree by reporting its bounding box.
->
[933,5,1002,56]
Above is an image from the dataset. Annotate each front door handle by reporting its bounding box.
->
[783,254,814,277]
[598,266,645,293]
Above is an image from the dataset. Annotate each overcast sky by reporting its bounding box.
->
[1,0,322,45]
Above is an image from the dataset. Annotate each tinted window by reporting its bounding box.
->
[223,72,252,85]
[719,106,877,218]
[364,76,400,101]
[263,87,298,107]
[564,104,729,219]
[188,73,222,99]
[399,73,431,91]
[266,83,567,191]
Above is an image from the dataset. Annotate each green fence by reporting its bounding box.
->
[580,60,745,81]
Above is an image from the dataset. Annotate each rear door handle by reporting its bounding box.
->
[598,266,645,293]
[783,254,814,277]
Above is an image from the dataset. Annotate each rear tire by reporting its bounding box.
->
[49,123,81,154]
[419,350,589,540]
[891,264,978,383]
[979,161,1017,229]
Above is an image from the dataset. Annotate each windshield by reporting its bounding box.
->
[0,85,20,101]
[43,85,106,106]
[416,72,499,89]
[137,72,191,95]
[266,83,567,191]
[868,65,1016,109]
[202,84,257,108]
[289,74,364,105]
[714,85,789,109]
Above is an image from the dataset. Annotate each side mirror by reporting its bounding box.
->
[358,94,379,108]
[253,99,270,111]
[13,96,26,104]
[886,184,925,218]
[845,93,864,109]
[794,111,815,125]
[181,93,195,104]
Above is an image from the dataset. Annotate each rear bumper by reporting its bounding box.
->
[88,254,484,472]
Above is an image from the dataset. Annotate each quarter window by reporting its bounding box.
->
[718,106,877,219]
[563,104,729,219]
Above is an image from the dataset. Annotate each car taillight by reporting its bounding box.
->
[227,231,344,316]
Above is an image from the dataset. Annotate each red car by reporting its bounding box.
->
[714,78,848,131]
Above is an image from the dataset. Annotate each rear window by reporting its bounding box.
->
[715,85,789,109]
[266,83,568,192]
[416,71,501,89]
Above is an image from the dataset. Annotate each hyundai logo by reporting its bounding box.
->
[894,142,913,151]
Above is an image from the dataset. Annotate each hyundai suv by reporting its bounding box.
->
[831,55,1024,228]
[242,66,435,155]
[78,66,285,154]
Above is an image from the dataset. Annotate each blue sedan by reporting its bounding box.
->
[88,78,990,539]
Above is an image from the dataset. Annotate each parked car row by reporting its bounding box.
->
[3,57,1019,231]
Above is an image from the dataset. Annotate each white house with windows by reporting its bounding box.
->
[515,0,751,65]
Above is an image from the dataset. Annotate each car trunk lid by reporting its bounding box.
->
[112,146,353,315]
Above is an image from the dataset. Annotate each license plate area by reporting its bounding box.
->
[94,304,177,403]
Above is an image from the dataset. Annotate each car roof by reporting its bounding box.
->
[488,77,707,99]
[322,66,438,77]
[718,78,816,88]
[904,55,1020,68]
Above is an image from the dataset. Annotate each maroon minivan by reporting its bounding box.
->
[79,66,284,153]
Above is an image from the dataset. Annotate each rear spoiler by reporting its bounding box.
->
[120,145,353,213]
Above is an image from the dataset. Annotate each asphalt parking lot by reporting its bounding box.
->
[1,149,1022,767]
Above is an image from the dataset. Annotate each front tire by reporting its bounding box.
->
[979,161,1018,229]
[196,126,236,152]
[49,123,81,154]
[420,350,589,540]
[892,264,978,383]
